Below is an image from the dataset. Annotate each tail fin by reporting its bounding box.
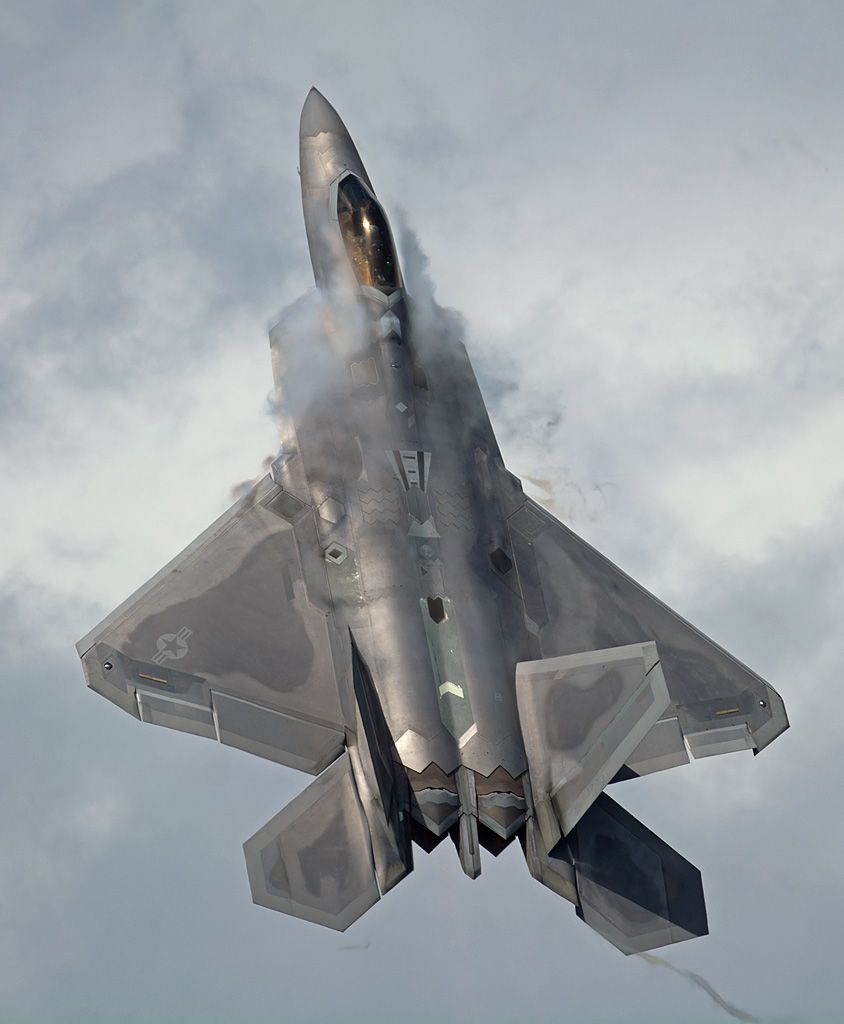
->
[524,791,708,954]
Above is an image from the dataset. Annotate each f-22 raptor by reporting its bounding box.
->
[77,89,788,954]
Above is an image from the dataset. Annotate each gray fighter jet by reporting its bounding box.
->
[77,88,788,954]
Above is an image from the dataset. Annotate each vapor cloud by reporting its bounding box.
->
[228,453,276,501]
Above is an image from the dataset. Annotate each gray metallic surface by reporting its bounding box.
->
[567,793,709,955]
[516,643,670,843]
[243,752,380,931]
[523,817,578,906]
[624,715,689,778]
[77,475,349,775]
[346,642,413,894]
[507,497,788,757]
[77,87,788,954]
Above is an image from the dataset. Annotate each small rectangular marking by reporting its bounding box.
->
[715,707,741,715]
[138,672,169,685]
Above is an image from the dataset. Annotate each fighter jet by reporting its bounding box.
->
[77,88,788,954]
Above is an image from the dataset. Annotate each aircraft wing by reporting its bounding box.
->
[507,498,788,780]
[77,474,350,775]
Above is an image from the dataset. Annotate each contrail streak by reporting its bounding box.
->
[638,952,761,1022]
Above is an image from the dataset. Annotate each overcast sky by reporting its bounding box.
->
[2,2,843,1022]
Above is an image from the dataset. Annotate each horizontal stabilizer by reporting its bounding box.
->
[243,752,380,931]
[516,643,670,847]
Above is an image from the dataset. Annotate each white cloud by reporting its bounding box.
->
[0,319,277,609]
[662,403,844,561]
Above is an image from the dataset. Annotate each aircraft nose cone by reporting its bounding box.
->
[300,87,350,140]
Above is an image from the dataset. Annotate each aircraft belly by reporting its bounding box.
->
[351,527,458,772]
[345,436,529,778]
[273,305,532,781]
[346,542,529,778]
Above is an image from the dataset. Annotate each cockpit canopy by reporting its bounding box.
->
[336,174,400,293]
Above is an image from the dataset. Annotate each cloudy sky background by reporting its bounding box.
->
[2,2,843,1021]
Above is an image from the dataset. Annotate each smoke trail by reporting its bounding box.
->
[637,952,761,1022]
